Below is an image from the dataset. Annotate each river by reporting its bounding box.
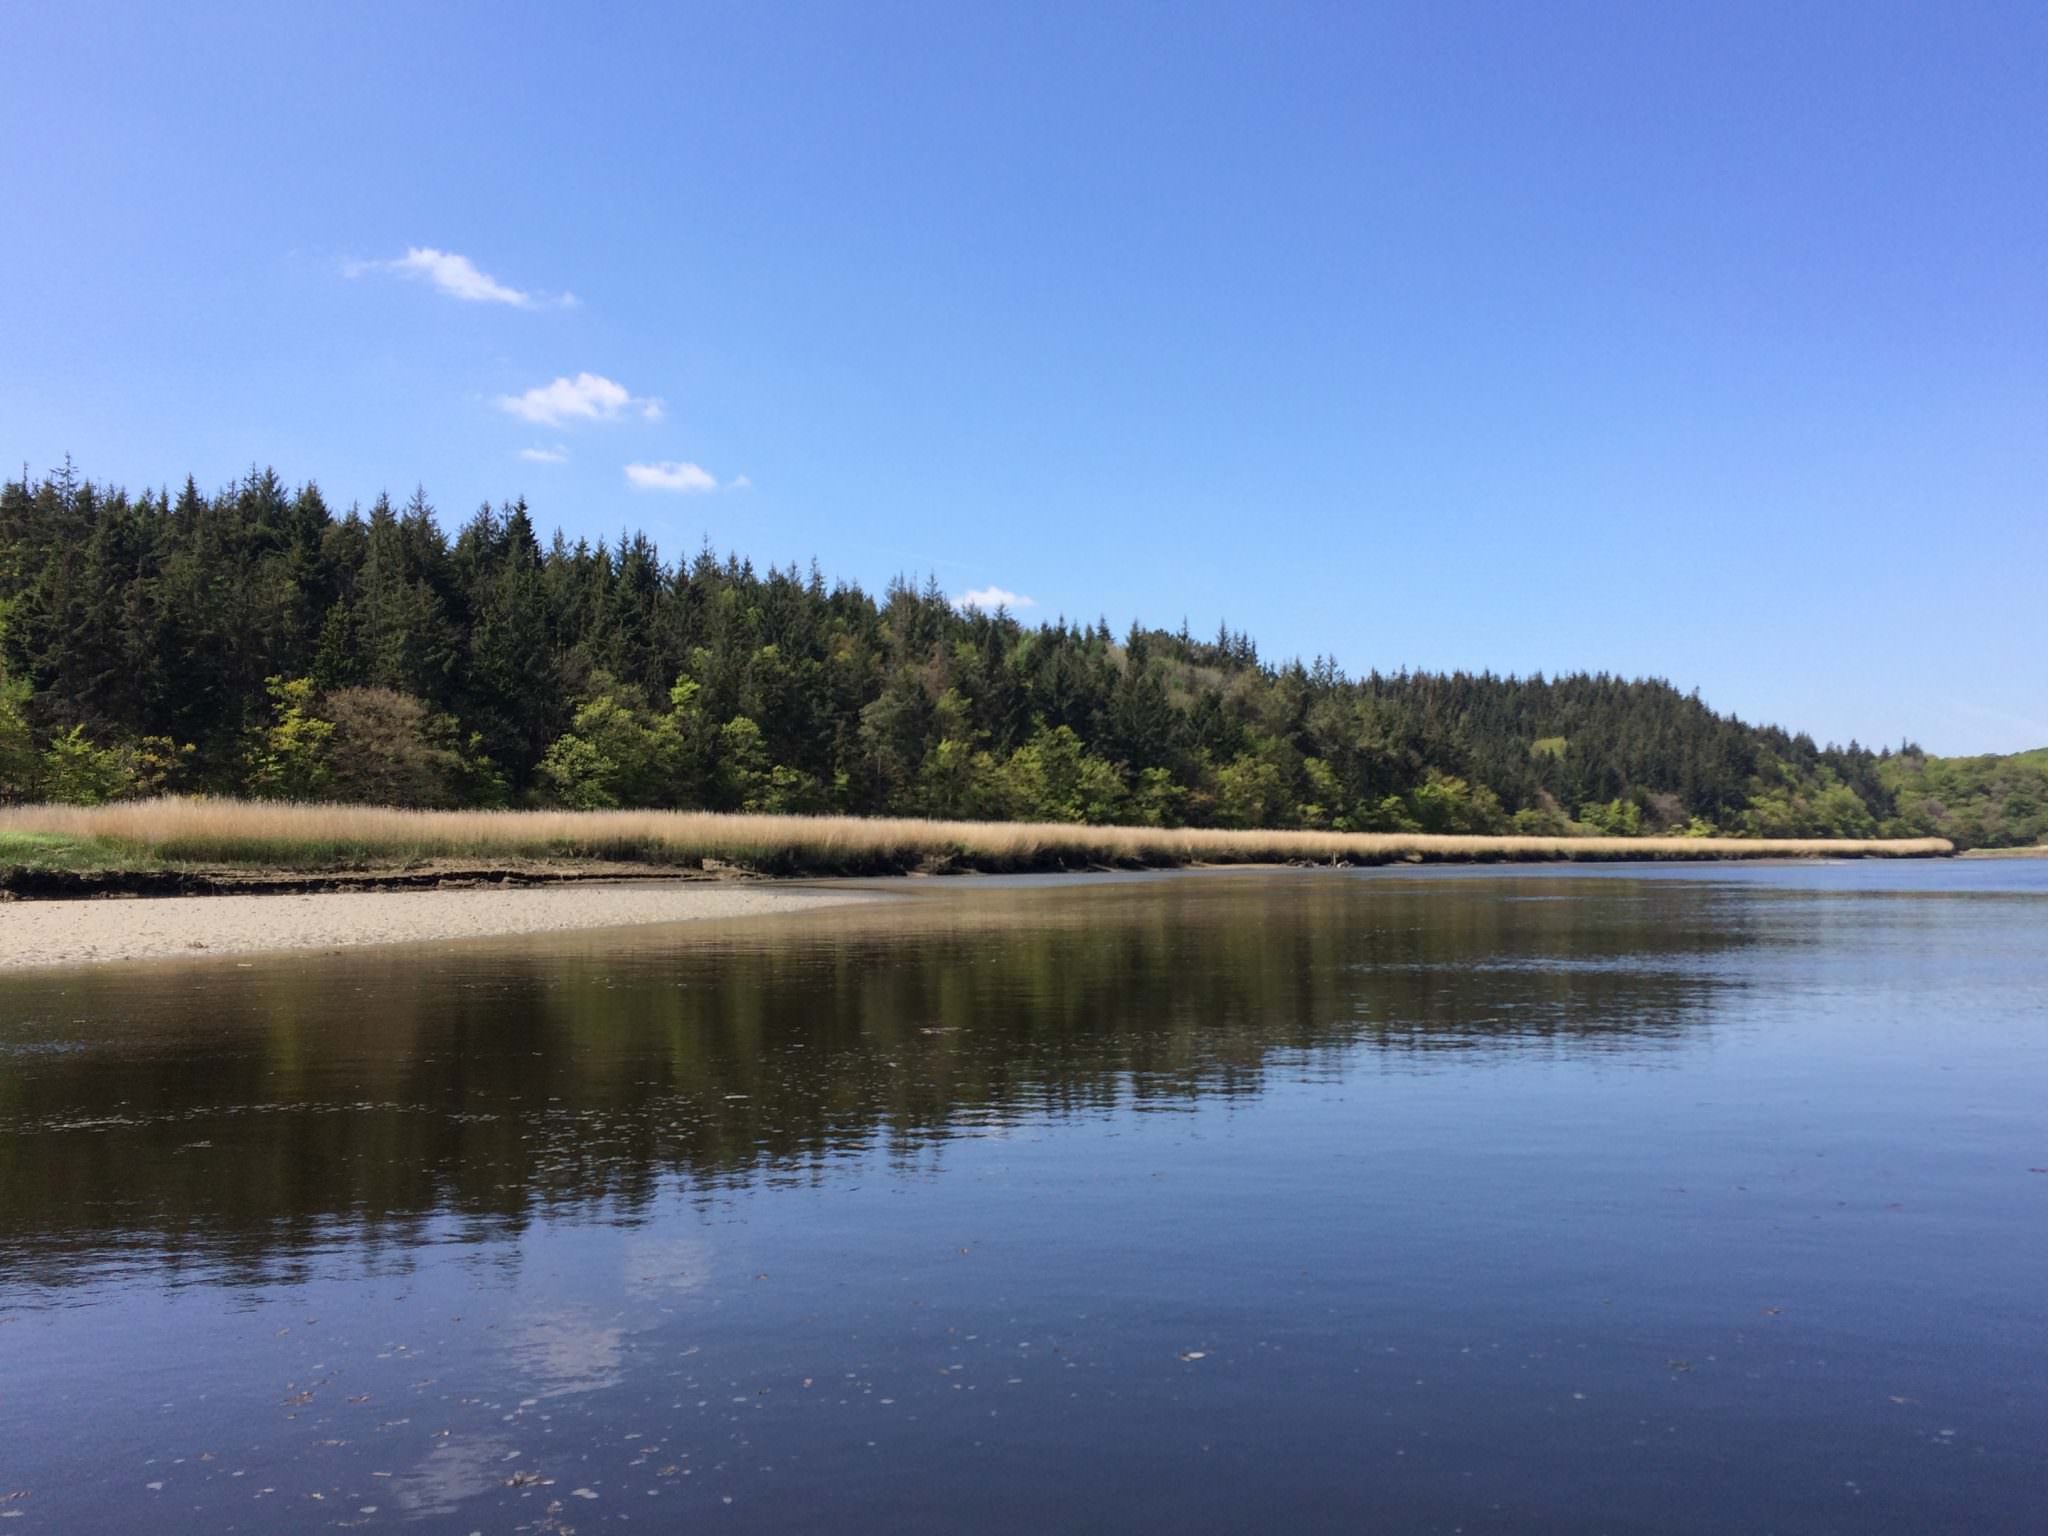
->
[1,861,2043,1531]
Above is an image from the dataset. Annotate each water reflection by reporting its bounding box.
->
[2,873,1749,1285]
[1,866,2044,1536]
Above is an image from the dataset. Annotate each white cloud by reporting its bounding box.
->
[625,460,719,493]
[726,474,753,490]
[348,246,569,307]
[499,373,663,427]
[519,444,569,463]
[956,585,1037,612]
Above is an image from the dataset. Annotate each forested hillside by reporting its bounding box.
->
[0,464,2031,846]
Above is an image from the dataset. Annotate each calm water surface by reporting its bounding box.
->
[1,863,2044,1533]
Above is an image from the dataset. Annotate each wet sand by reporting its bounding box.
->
[0,881,875,969]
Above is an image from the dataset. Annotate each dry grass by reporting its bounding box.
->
[0,798,1954,877]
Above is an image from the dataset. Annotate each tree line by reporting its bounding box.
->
[0,462,2036,846]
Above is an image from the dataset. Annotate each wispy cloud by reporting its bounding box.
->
[956,585,1036,612]
[727,474,754,491]
[625,460,719,493]
[499,373,663,427]
[519,445,570,464]
[347,246,573,308]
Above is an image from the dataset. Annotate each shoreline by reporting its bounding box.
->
[0,841,1970,904]
[4,851,2025,971]
[0,880,875,971]
[0,800,1957,901]
[0,856,747,901]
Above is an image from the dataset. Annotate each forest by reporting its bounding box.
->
[0,463,2038,848]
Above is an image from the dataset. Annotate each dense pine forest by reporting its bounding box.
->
[0,464,2039,847]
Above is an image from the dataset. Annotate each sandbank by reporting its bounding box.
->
[0,881,872,970]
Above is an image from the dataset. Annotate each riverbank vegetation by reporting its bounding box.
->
[1876,747,2047,851]
[0,799,1952,882]
[0,463,2030,847]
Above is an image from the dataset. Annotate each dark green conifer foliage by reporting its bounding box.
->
[1,462,2035,846]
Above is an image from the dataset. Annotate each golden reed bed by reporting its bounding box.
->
[0,798,1954,874]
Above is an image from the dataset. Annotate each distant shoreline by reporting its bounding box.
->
[0,799,1958,897]
[0,799,1955,903]
[0,846,1970,903]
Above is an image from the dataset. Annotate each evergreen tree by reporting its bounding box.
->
[0,461,2004,842]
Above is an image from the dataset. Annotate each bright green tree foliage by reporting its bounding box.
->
[246,677,335,800]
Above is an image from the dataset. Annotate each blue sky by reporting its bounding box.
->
[3,1,2042,752]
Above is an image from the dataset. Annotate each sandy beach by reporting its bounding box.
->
[0,881,874,969]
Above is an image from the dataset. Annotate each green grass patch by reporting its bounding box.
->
[0,829,159,873]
